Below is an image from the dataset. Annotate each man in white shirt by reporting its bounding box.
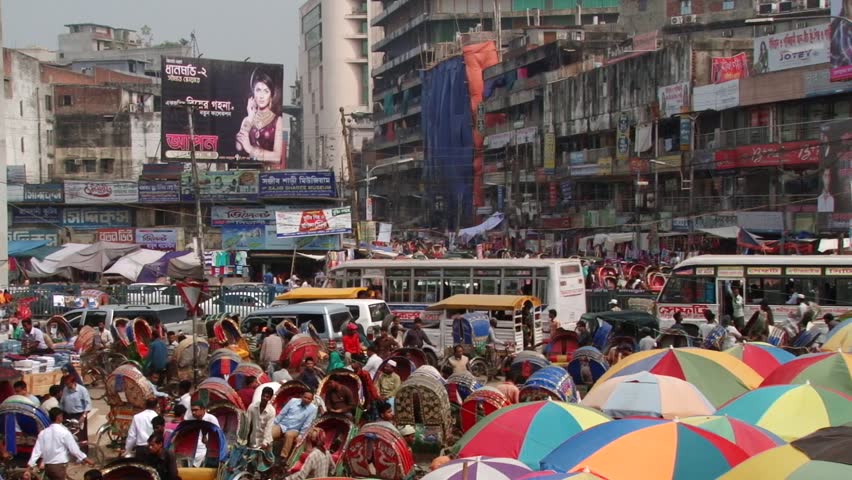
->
[124,398,160,457]
[247,387,276,449]
[40,385,62,413]
[363,345,383,378]
[96,321,113,350]
[178,380,193,419]
[27,408,94,480]
[727,284,746,331]
[721,315,743,351]
[189,401,221,467]
[21,319,52,353]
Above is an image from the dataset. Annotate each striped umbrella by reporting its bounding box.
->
[540,419,749,480]
[517,468,606,479]
[680,416,784,456]
[582,371,715,419]
[724,342,796,378]
[761,352,852,396]
[421,456,531,480]
[821,317,852,352]
[718,426,852,479]
[592,348,763,407]
[716,383,852,441]
[452,401,611,469]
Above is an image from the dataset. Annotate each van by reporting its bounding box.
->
[64,304,188,332]
[241,303,354,341]
[300,299,389,338]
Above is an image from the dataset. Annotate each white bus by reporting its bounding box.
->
[657,255,852,328]
[327,258,587,327]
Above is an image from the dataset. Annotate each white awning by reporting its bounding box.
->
[698,226,741,239]
[28,243,91,277]
[818,238,851,253]
[104,249,169,281]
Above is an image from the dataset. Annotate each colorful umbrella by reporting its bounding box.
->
[718,426,852,479]
[680,416,784,456]
[724,342,796,377]
[582,371,715,419]
[821,317,852,352]
[540,419,749,480]
[716,383,852,441]
[592,348,763,407]
[760,351,852,396]
[517,468,606,479]
[421,456,532,480]
[452,401,611,469]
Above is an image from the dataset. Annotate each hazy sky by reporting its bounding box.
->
[2,0,301,87]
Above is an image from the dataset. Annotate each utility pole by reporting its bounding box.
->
[187,107,203,385]
[493,0,503,61]
[340,107,361,250]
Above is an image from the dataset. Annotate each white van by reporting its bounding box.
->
[300,299,389,338]
[241,303,356,341]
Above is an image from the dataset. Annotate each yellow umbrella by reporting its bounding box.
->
[821,317,852,352]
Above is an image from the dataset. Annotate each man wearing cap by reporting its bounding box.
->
[377,361,402,409]
[608,299,621,312]
[398,425,416,447]
[342,323,363,365]
[189,401,220,467]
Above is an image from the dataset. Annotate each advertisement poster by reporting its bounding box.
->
[818,118,852,227]
[64,181,139,204]
[136,228,180,250]
[161,57,285,163]
[543,133,556,174]
[616,113,630,161]
[714,140,820,169]
[830,0,852,81]
[97,228,136,244]
[12,206,62,225]
[711,53,749,83]
[263,226,340,251]
[275,207,352,238]
[753,24,830,74]
[139,180,180,203]
[23,184,64,203]
[222,225,266,250]
[62,207,133,229]
[657,83,690,118]
[258,171,336,198]
[180,170,259,202]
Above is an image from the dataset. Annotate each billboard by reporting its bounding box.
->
[275,207,352,238]
[658,83,690,118]
[161,57,285,163]
[64,181,139,204]
[180,170,259,202]
[23,184,64,203]
[258,171,336,198]
[830,0,852,81]
[12,206,62,225]
[818,118,852,228]
[8,228,62,246]
[753,24,831,74]
[221,225,266,250]
[62,207,133,230]
[136,228,180,250]
[693,80,740,112]
[138,180,181,203]
[711,53,749,84]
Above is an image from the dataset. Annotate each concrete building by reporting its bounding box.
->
[297,0,380,174]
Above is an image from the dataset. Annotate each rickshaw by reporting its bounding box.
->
[409,365,445,384]
[272,286,370,305]
[566,346,609,389]
[111,317,133,356]
[101,458,161,480]
[0,396,50,472]
[165,419,228,475]
[346,421,416,480]
[445,372,482,406]
[318,370,364,416]
[518,365,580,403]
[391,347,431,369]
[79,344,129,396]
[75,325,98,353]
[394,369,452,453]
[427,295,543,377]
[373,356,417,383]
[542,330,581,367]
[286,413,358,475]
[582,310,658,351]
[173,336,209,382]
[45,315,75,349]
[272,380,323,414]
[459,386,510,433]
[209,349,243,379]
[226,362,271,391]
[507,351,550,384]
[213,315,251,360]
[192,378,246,444]
[658,328,694,348]
[98,364,156,461]
[129,317,153,357]
[281,333,324,373]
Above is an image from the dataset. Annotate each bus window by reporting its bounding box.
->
[478,278,501,295]
[535,278,548,303]
[387,278,411,303]
[784,278,821,303]
[413,278,441,303]
[659,276,717,304]
[745,278,785,305]
[444,279,470,298]
[820,278,852,306]
[503,278,522,296]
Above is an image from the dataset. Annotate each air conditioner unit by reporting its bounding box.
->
[778,1,793,11]
[721,29,735,38]
[795,21,808,29]
[758,2,778,14]
[670,16,683,25]
[573,31,585,41]
[684,15,697,23]
[762,24,776,34]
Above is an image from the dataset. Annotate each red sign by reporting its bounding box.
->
[629,158,650,174]
[97,228,135,243]
[714,141,820,170]
[548,183,558,207]
[711,53,749,84]
[541,217,572,229]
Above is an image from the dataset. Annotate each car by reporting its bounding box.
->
[242,303,355,341]
[198,292,269,316]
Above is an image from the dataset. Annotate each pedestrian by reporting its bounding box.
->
[59,375,91,443]
[165,405,186,442]
[259,328,283,372]
[124,398,159,458]
[721,315,743,350]
[729,284,745,331]
[177,380,192,419]
[374,325,399,359]
[296,358,321,391]
[548,309,560,337]
[609,299,621,312]
[189,401,220,467]
[238,375,259,409]
[286,428,332,480]
[495,378,520,404]
[352,357,381,420]
[638,328,656,351]
[324,380,356,415]
[247,387,276,450]
[40,385,62,413]
[14,381,40,405]
[669,312,687,332]
[94,321,112,350]
[27,408,94,480]
[166,331,179,358]
[272,391,318,460]
[146,330,169,378]
[575,321,590,347]
[363,344,383,378]
[342,323,363,364]
[743,301,773,342]
[403,318,434,349]
[699,309,718,342]
[377,360,402,409]
[447,345,470,374]
[327,341,346,371]
[143,432,179,480]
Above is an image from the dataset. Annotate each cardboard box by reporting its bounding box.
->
[21,370,64,396]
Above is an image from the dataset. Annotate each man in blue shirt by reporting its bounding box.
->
[59,374,92,451]
[146,331,169,378]
[271,391,317,460]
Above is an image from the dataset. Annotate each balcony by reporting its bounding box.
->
[658,195,815,215]
[370,127,423,151]
[371,0,415,27]
[373,95,422,125]
[345,3,368,18]
[696,119,829,150]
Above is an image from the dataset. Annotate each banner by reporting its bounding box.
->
[180,170,259,202]
[62,207,133,229]
[8,228,61,246]
[258,171,336,198]
[222,225,266,250]
[275,206,352,238]
[377,223,393,244]
[64,181,139,204]
[97,228,136,244]
[830,0,852,81]
[693,80,740,112]
[711,53,749,83]
[136,228,180,250]
[161,57,285,163]
[543,133,556,174]
[263,226,340,250]
[211,205,276,225]
[12,206,61,225]
[616,113,630,161]
[714,140,820,170]
[753,24,831,74]
[658,83,690,118]
[819,118,852,227]
[23,184,64,203]
[138,180,180,203]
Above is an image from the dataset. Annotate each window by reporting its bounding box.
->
[659,276,717,304]
[723,0,735,9]
[680,0,692,14]
[369,303,391,323]
[296,313,327,334]
[387,278,411,303]
[83,311,108,328]
[155,209,181,225]
[99,158,115,174]
[821,278,852,306]
[413,278,441,303]
[20,137,24,153]
[128,62,137,73]
[64,159,80,174]
[330,311,351,333]
[46,129,54,146]
[82,159,97,173]
[45,95,53,111]
[745,277,786,305]
[62,95,73,106]
[19,101,23,117]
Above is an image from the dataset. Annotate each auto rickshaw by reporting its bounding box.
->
[272,286,370,305]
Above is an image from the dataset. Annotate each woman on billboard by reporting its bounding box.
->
[236,67,284,164]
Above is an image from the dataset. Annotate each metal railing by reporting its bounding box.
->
[696,118,834,150]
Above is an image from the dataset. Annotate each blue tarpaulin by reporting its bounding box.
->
[421,57,474,229]
[7,240,50,257]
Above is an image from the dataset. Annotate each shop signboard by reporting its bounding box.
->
[8,228,62,246]
[12,206,61,225]
[136,228,180,250]
[715,140,820,169]
[64,181,139,204]
[97,228,136,244]
[138,180,181,203]
[62,207,133,229]
[23,184,64,203]
[180,170,259,202]
[275,206,352,239]
[753,24,830,74]
[658,82,690,118]
[263,225,341,251]
[543,133,556,174]
[258,171,336,198]
[693,80,740,112]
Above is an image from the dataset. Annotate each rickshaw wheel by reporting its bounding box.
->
[93,426,122,465]
[469,358,489,379]
[81,367,107,400]
[424,349,439,367]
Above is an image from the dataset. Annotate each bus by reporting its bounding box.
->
[657,255,852,328]
[327,258,587,327]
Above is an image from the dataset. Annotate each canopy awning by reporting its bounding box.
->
[699,226,741,239]
[55,241,140,273]
[167,251,204,280]
[104,249,169,282]
[28,243,92,277]
[8,240,49,257]
[425,294,542,311]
